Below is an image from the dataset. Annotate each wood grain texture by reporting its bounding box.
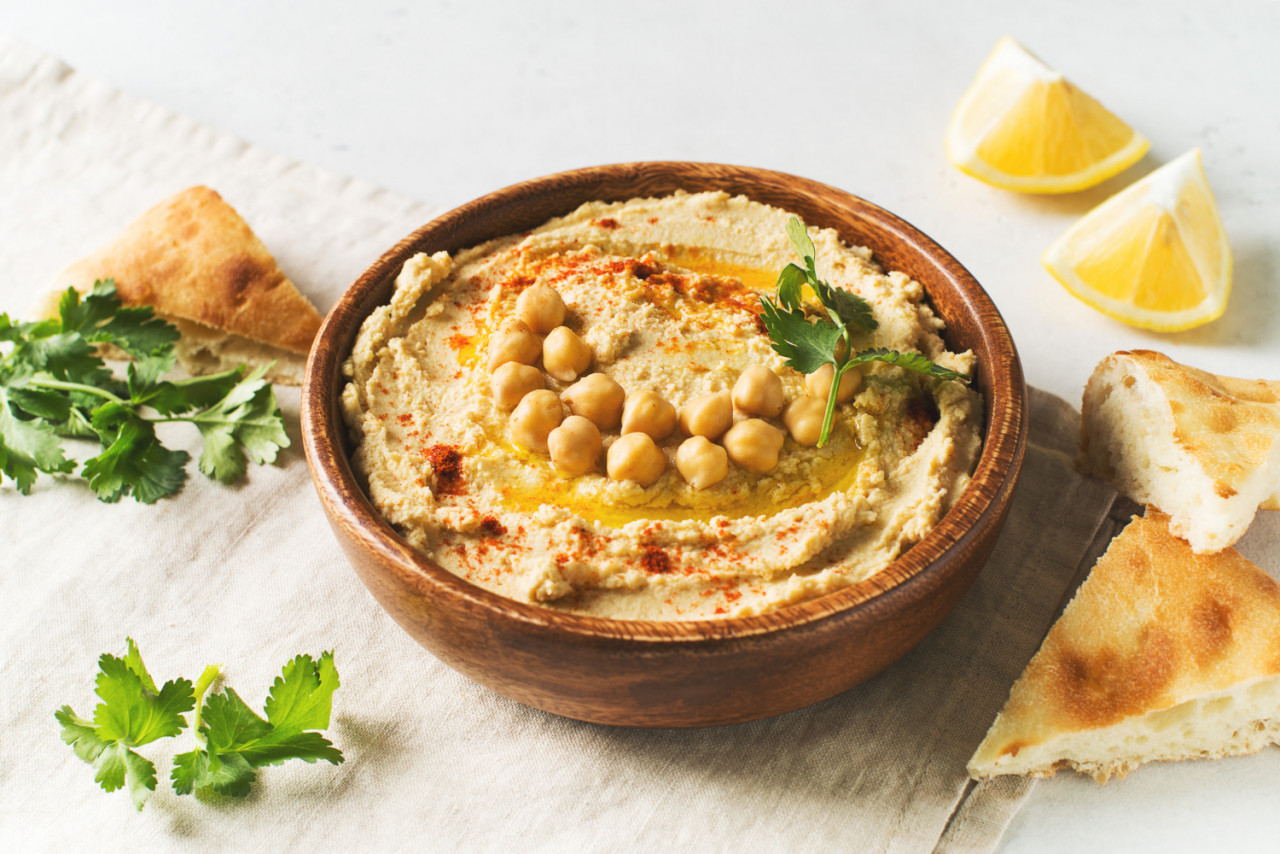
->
[302,162,1028,727]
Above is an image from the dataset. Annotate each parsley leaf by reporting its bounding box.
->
[815,278,878,333]
[0,385,75,493]
[0,280,289,500]
[758,297,842,375]
[760,217,969,446]
[779,216,878,334]
[171,748,257,799]
[58,282,180,359]
[93,648,196,746]
[6,385,73,421]
[172,651,344,798]
[82,404,190,503]
[59,643,342,810]
[4,315,113,388]
[129,362,243,416]
[775,263,808,311]
[786,216,818,267]
[188,366,290,483]
[55,639,195,811]
[265,651,341,733]
[844,347,969,382]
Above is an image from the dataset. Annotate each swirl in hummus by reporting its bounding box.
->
[341,191,983,620]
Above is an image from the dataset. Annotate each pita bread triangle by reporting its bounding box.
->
[52,186,323,384]
[968,509,1280,782]
[1080,350,1280,553]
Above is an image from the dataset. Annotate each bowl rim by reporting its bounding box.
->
[302,160,1027,646]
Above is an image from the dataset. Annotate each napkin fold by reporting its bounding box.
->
[0,34,1198,853]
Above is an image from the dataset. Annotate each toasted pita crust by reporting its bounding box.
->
[1080,350,1280,553]
[968,509,1280,782]
[52,186,322,384]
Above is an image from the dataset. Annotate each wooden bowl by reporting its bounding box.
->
[302,162,1027,727]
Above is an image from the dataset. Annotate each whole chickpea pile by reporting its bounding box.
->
[487,283,861,488]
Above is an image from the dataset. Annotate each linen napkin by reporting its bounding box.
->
[4,35,1275,853]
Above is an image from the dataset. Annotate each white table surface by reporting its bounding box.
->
[5,1,1279,850]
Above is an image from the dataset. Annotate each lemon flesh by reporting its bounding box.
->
[946,37,1149,193]
[1043,149,1232,331]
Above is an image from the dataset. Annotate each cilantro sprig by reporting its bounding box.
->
[759,217,968,446]
[0,280,288,501]
[58,640,343,810]
[55,640,198,811]
[172,652,343,798]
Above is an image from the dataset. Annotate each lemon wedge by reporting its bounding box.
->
[1042,149,1232,331]
[945,37,1150,193]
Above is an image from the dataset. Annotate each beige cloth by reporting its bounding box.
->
[0,35,1147,852]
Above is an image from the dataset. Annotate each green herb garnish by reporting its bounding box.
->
[0,280,288,502]
[57,640,343,810]
[759,217,969,446]
[171,651,344,799]
[55,640,198,811]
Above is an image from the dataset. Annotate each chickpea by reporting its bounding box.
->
[486,319,541,373]
[606,433,667,487]
[732,365,785,417]
[805,362,861,403]
[509,389,563,453]
[515,283,566,333]
[548,415,602,476]
[562,373,625,430]
[542,326,593,383]
[783,395,827,447]
[621,389,676,440]
[722,419,785,474]
[490,363,544,410]
[675,436,729,490]
[677,390,733,440]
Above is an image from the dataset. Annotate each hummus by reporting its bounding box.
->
[342,191,983,620]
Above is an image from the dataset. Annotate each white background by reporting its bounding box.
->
[4,1,1279,850]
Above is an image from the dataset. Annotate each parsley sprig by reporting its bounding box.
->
[57,639,343,810]
[0,280,289,501]
[55,640,200,811]
[172,651,344,798]
[759,217,968,446]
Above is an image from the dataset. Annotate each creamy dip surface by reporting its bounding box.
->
[342,191,983,620]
